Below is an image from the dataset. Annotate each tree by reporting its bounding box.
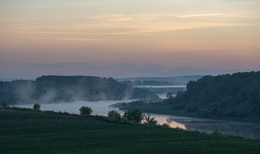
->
[107,110,121,121]
[123,109,143,123]
[166,93,173,99]
[144,114,158,125]
[33,103,40,110]
[79,106,93,116]
[162,123,170,128]
[212,129,222,136]
[2,102,7,108]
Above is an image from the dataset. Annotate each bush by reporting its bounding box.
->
[79,106,93,116]
[123,109,143,123]
[144,114,158,125]
[212,129,222,136]
[107,110,121,121]
[162,123,170,128]
[2,102,7,108]
[33,103,40,110]
[166,93,174,99]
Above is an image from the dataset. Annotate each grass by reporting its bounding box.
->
[0,107,260,153]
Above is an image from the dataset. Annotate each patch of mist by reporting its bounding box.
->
[13,77,141,104]
[123,87,134,100]
[15,81,36,104]
[38,89,57,103]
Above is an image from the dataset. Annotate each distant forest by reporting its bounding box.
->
[0,76,158,104]
[172,71,260,119]
[117,71,260,122]
[118,75,202,85]
[130,80,174,85]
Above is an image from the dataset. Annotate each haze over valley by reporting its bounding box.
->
[1,0,260,153]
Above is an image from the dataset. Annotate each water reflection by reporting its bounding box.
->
[149,114,260,139]
[14,100,133,116]
[134,85,186,88]
[147,114,186,130]
[156,94,176,99]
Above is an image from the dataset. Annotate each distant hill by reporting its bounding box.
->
[0,78,34,82]
[0,76,158,105]
[171,71,260,121]
[117,75,203,85]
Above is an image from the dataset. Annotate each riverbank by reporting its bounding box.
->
[1,107,260,153]
[114,100,260,123]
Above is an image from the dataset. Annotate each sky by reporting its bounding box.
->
[0,0,260,78]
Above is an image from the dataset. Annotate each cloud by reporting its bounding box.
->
[89,14,132,22]
[30,63,64,68]
[28,62,110,70]
[177,13,223,18]
[12,10,260,37]
[59,38,92,41]
[111,63,252,77]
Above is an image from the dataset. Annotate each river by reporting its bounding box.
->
[14,100,260,139]
[133,85,186,88]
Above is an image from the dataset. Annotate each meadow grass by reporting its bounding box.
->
[0,107,259,153]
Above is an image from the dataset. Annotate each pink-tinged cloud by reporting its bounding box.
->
[0,0,260,78]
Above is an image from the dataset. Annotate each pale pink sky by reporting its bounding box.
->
[0,0,260,78]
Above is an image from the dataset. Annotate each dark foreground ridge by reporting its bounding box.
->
[0,107,260,153]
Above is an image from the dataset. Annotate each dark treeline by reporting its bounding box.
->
[171,71,260,120]
[131,80,174,85]
[0,76,158,104]
[117,71,260,122]
[118,75,202,85]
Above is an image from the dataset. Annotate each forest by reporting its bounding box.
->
[116,71,260,122]
[0,76,158,104]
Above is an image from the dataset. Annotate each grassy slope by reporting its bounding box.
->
[0,108,260,154]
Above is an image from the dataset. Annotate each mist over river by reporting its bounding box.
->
[15,100,129,116]
[14,99,260,139]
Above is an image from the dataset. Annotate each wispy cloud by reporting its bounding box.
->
[30,63,64,68]
[13,10,259,37]
[59,38,92,41]
[177,13,223,18]
[111,63,252,76]
[13,22,259,38]
[89,14,132,22]
[28,63,110,70]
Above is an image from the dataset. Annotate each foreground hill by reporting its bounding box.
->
[0,76,158,104]
[116,71,260,122]
[0,107,259,153]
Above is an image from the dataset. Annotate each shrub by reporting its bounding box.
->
[33,103,40,110]
[79,106,93,116]
[144,114,158,125]
[166,93,174,99]
[2,102,7,108]
[107,110,121,121]
[162,123,170,128]
[212,129,222,136]
[123,108,143,123]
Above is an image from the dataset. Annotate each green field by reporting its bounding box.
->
[1,108,260,153]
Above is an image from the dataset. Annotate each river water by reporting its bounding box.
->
[133,85,186,88]
[14,99,260,139]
